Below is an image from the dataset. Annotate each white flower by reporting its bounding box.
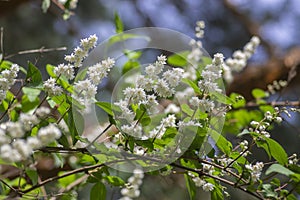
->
[54,64,75,80]
[164,103,180,114]
[202,183,214,192]
[133,169,144,179]
[36,107,51,118]
[154,79,174,98]
[145,64,157,78]
[123,87,146,105]
[38,124,61,144]
[161,114,176,127]
[189,97,200,107]
[0,144,21,163]
[87,58,115,85]
[121,124,143,138]
[44,78,63,96]
[12,139,32,158]
[19,113,39,131]
[163,68,184,87]
[80,34,98,50]
[27,136,42,149]
[5,122,24,138]
[136,75,153,91]
[192,176,205,187]
[177,120,202,132]
[120,188,140,198]
[0,129,11,145]
[74,79,97,101]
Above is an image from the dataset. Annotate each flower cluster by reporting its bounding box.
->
[119,169,144,200]
[0,64,19,101]
[245,162,264,182]
[58,0,78,9]
[186,21,205,80]
[115,55,184,139]
[44,35,98,97]
[188,172,215,192]
[223,36,260,83]
[0,107,61,163]
[267,80,288,94]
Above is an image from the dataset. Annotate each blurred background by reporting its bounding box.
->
[0,0,300,199]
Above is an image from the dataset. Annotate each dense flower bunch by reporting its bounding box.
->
[0,20,299,200]
[119,169,144,200]
[0,107,61,162]
[0,64,19,101]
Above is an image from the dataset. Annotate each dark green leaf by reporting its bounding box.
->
[266,164,294,176]
[211,92,234,105]
[122,60,140,75]
[114,12,124,33]
[108,33,150,46]
[96,101,119,116]
[182,79,200,94]
[90,182,106,200]
[256,137,288,165]
[104,176,125,186]
[252,88,268,99]
[21,94,39,112]
[167,51,189,67]
[26,170,38,185]
[124,50,142,60]
[184,174,196,200]
[210,129,232,156]
[22,87,41,102]
[26,62,42,87]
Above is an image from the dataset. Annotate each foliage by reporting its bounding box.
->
[0,14,299,200]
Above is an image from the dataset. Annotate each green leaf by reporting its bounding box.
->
[182,78,200,94]
[229,93,246,108]
[96,101,116,116]
[22,87,41,102]
[103,176,125,186]
[262,184,278,198]
[210,129,232,155]
[252,88,268,99]
[26,170,38,185]
[167,51,189,67]
[58,172,76,188]
[265,164,294,176]
[184,174,196,200]
[21,94,39,112]
[122,60,140,75]
[46,64,57,78]
[114,12,124,33]
[41,0,51,13]
[90,182,106,200]
[124,50,142,60]
[108,33,150,46]
[211,92,234,105]
[256,137,288,165]
[181,104,194,117]
[67,107,84,145]
[26,62,43,87]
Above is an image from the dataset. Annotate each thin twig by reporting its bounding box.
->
[4,47,67,59]
[231,100,300,111]
[171,163,264,200]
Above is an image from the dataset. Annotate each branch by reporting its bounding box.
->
[231,100,300,111]
[4,46,67,59]
[171,163,264,200]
